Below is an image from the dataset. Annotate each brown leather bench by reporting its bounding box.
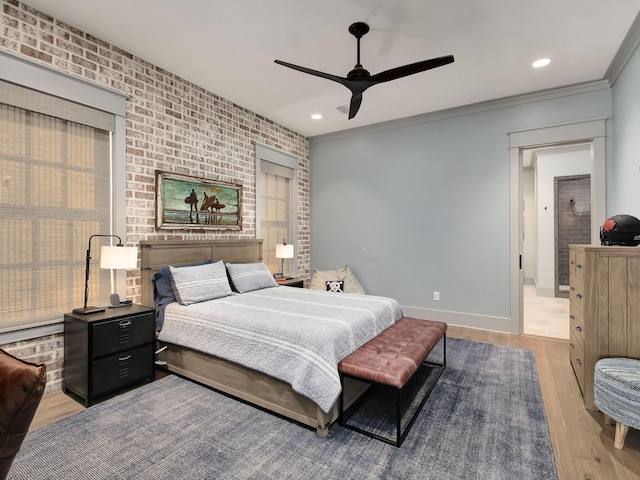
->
[338,317,447,447]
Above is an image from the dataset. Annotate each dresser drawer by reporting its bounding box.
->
[570,305,584,345]
[92,312,154,358]
[92,345,153,396]
[569,249,585,283]
[569,282,585,316]
[570,345,585,394]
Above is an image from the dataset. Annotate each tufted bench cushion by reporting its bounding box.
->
[339,317,447,389]
[338,317,447,446]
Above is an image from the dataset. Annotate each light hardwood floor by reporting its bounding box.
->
[523,284,570,340]
[30,328,640,480]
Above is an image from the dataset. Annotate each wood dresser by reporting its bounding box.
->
[569,244,640,410]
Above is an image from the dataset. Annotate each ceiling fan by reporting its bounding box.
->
[275,22,454,119]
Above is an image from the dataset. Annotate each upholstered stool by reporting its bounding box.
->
[594,358,640,449]
[0,349,47,479]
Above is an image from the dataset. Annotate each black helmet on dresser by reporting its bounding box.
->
[600,214,640,246]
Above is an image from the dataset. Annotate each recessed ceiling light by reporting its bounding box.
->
[311,113,322,120]
[532,58,551,68]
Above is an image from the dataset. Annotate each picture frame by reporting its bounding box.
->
[155,171,242,230]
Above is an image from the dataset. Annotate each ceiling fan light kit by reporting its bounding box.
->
[275,22,454,119]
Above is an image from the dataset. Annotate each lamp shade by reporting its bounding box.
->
[100,245,138,270]
[275,244,294,259]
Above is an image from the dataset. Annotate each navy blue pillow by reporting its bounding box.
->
[153,259,212,331]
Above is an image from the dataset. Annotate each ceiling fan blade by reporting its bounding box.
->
[370,55,454,84]
[275,22,454,121]
[348,92,363,119]
[274,60,346,86]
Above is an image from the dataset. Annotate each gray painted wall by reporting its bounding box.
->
[611,40,640,219]
[310,87,614,331]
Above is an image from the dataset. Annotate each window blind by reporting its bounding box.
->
[260,160,293,274]
[0,81,113,332]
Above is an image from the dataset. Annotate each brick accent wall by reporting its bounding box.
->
[1,334,63,395]
[0,0,310,392]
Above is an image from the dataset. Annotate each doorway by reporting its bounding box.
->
[508,119,606,337]
[521,145,591,338]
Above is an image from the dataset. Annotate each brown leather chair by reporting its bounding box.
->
[0,349,46,480]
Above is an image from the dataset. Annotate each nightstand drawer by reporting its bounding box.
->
[92,344,154,396]
[92,312,155,357]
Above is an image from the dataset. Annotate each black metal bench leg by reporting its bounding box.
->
[339,375,344,423]
[396,388,402,447]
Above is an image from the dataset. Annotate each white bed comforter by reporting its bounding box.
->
[158,286,404,412]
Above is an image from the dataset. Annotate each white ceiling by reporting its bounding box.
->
[22,0,640,138]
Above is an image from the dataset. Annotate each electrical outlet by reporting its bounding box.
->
[433,291,440,301]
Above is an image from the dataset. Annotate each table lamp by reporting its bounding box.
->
[274,240,294,280]
[72,234,138,315]
[100,243,138,308]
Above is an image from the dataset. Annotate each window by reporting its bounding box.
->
[255,145,297,277]
[0,101,111,330]
[0,54,126,337]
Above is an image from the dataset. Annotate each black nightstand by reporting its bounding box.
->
[277,278,304,288]
[63,304,155,406]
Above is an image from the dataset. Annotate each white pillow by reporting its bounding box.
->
[226,262,278,293]
[310,265,365,294]
[170,260,232,305]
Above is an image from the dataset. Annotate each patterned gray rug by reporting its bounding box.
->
[9,338,557,480]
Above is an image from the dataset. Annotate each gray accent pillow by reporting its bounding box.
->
[170,260,232,305]
[226,262,278,293]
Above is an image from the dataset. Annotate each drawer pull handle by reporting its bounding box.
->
[576,264,582,269]
[576,294,583,300]
[118,355,131,362]
[119,320,131,329]
[570,286,574,291]
[570,343,574,349]
[576,326,582,332]
[576,358,582,365]
[570,315,575,321]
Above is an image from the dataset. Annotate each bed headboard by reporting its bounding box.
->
[139,239,263,307]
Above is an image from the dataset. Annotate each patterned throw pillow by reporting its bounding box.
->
[326,280,345,293]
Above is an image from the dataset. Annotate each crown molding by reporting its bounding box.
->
[605,11,640,85]
[310,80,611,144]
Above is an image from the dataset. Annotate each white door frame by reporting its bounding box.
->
[508,118,607,334]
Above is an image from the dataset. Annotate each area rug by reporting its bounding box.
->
[9,338,557,480]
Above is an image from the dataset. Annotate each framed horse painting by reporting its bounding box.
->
[155,170,242,230]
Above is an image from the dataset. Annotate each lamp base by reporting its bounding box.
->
[108,300,133,309]
[72,306,105,315]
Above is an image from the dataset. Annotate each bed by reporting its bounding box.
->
[140,239,404,436]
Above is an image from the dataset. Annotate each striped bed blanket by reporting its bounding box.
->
[158,286,404,412]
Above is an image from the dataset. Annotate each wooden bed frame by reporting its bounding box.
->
[140,239,366,436]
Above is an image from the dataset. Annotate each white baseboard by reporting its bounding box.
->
[401,305,516,335]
